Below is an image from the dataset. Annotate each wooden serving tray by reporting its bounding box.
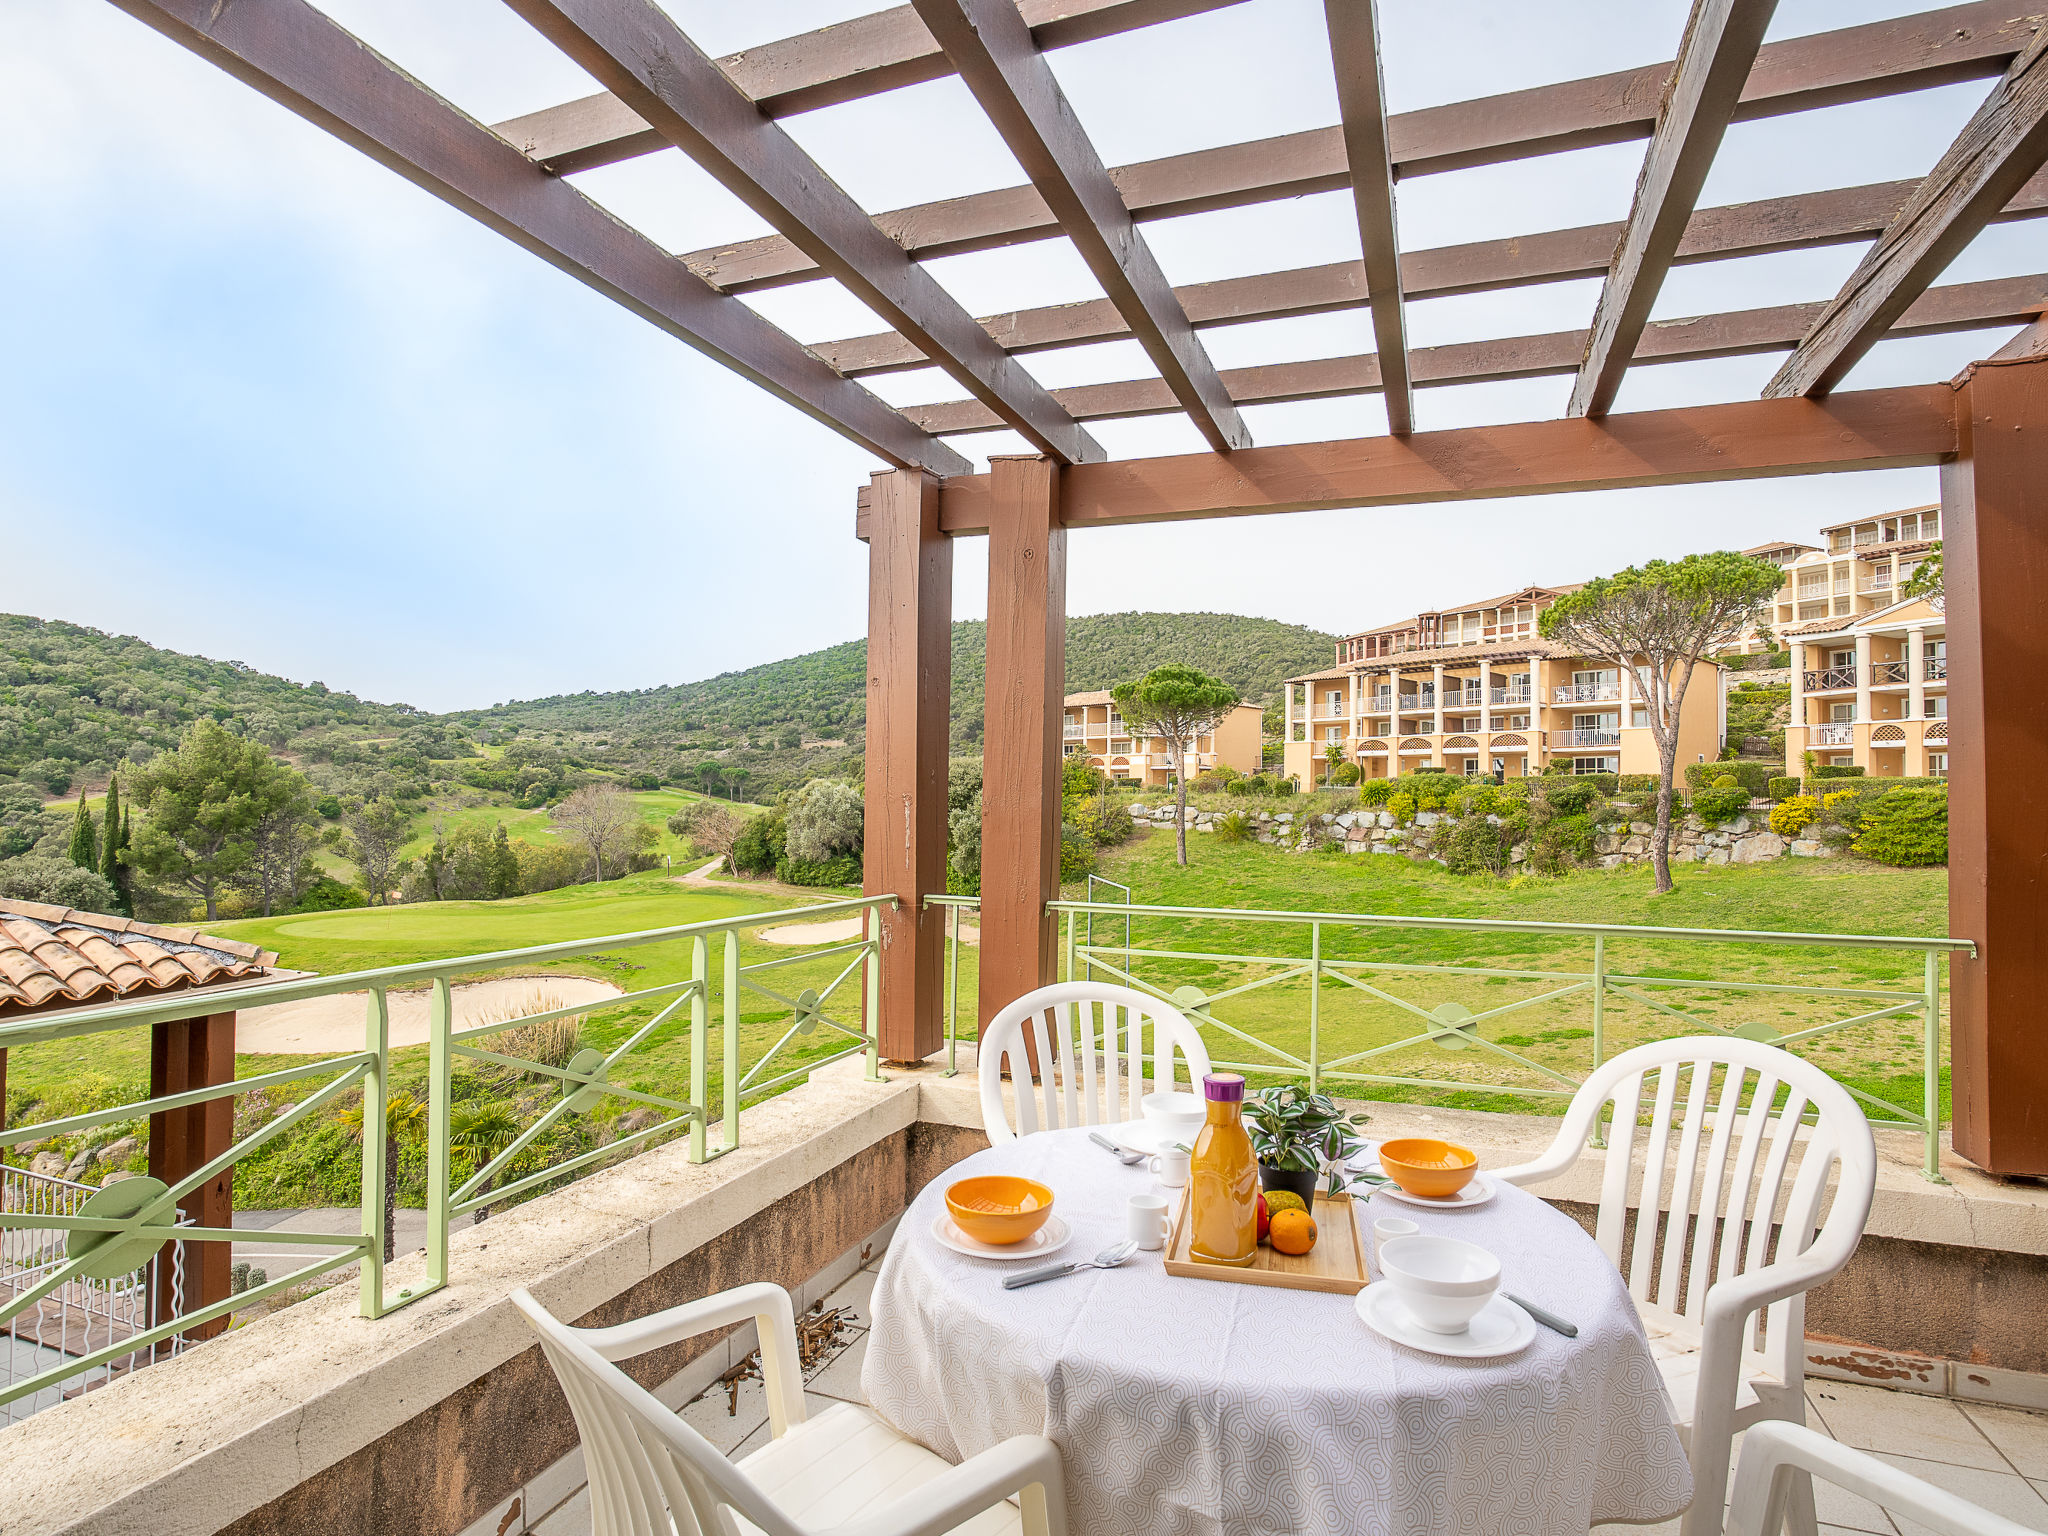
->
[1164,1189,1369,1294]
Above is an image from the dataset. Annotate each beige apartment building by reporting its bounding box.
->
[1063,691,1264,786]
[1767,506,1941,635]
[1282,585,1724,783]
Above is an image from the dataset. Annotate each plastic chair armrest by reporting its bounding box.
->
[1729,1420,2038,1536]
[830,1435,1068,1536]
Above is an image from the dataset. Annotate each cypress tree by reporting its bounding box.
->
[68,796,97,872]
[102,775,131,916]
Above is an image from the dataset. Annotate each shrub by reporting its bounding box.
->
[1387,791,1417,827]
[1811,764,1866,780]
[1270,778,1297,798]
[1068,796,1135,848]
[1690,785,1754,826]
[1684,760,1772,796]
[1059,821,1094,881]
[785,779,863,862]
[1529,813,1597,875]
[669,801,742,863]
[1819,789,1867,832]
[1453,784,1505,817]
[1768,776,1801,801]
[0,856,118,912]
[1768,795,1817,838]
[729,813,787,876]
[1225,776,1255,798]
[514,838,586,894]
[1357,778,1395,807]
[1539,779,1600,816]
[1711,774,1739,789]
[949,792,981,891]
[290,876,366,912]
[953,757,987,810]
[626,773,659,791]
[776,853,863,886]
[1328,761,1361,785]
[1057,756,1099,801]
[1616,774,1659,796]
[315,794,343,819]
[1213,811,1253,843]
[1853,788,1948,866]
[1440,814,1510,876]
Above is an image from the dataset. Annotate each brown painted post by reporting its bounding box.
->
[979,456,1066,1029]
[863,468,953,1064]
[148,1011,236,1343]
[1943,351,2048,1177]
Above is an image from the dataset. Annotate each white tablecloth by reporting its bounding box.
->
[862,1126,1691,1536]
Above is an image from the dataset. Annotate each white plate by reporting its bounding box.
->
[1105,1120,1194,1157]
[1356,1286,1536,1359]
[931,1213,1073,1262]
[1369,1173,1497,1210]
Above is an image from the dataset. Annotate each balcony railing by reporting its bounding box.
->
[1557,729,1620,747]
[0,895,891,1418]
[1063,725,1085,739]
[1040,897,1971,1183]
[1445,687,1485,708]
[1859,577,1893,594]
[1804,667,1856,690]
[1925,657,1947,681]
[1814,723,1856,745]
[1552,683,1620,703]
[1871,661,1909,685]
[1488,686,1532,704]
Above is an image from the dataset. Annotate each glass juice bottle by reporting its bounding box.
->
[1188,1073,1258,1267]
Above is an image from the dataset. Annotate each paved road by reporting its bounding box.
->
[230,1207,476,1272]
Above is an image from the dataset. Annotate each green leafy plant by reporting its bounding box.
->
[1242,1085,1371,1195]
[1853,787,1948,867]
[1691,785,1754,826]
[1213,810,1253,843]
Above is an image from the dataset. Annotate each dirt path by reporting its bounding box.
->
[677,856,980,946]
[238,976,624,1055]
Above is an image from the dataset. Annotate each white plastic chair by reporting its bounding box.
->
[978,981,1211,1145]
[1728,1419,2038,1536]
[511,1283,1069,1536]
[1494,1037,1877,1536]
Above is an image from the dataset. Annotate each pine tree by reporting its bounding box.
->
[68,796,97,872]
[101,774,131,916]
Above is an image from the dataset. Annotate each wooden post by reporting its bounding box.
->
[1943,351,2048,1177]
[863,468,953,1064]
[979,456,1066,1029]
[148,1011,236,1344]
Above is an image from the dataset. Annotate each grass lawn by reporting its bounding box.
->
[1068,827,1951,1122]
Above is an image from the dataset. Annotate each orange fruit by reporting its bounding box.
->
[1269,1208,1317,1256]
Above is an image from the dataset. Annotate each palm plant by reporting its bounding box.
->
[341,1090,428,1262]
[450,1100,522,1222]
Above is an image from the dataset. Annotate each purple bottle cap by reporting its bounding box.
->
[1203,1073,1245,1102]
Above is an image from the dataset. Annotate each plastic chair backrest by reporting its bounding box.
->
[512,1291,799,1536]
[979,982,1212,1144]
[1550,1037,1876,1380]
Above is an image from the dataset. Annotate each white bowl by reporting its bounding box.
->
[1377,1234,1502,1334]
[1140,1090,1204,1144]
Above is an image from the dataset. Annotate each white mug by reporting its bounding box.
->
[1372,1216,1419,1269]
[1127,1193,1171,1251]
[1147,1146,1191,1189]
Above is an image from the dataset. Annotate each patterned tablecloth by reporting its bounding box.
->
[862,1126,1691,1536]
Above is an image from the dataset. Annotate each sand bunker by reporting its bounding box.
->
[754,916,979,947]
[238,976,624,1055]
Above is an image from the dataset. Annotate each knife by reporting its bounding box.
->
[1505,1291,1578,1338]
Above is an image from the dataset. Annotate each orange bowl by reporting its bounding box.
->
[1378,1138,1479,1199]
[944,1176,1055,1246]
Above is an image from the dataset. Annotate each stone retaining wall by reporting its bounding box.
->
[1130,799,1838,872]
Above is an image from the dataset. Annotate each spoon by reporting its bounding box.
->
[1002,1240,1141,1290]
[1088,1131,1145,1166]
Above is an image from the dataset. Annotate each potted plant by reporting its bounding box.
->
[1243,1084,1371,1204]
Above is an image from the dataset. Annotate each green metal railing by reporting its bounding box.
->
[1034,899,1970,1183]
[0,896,890,1414]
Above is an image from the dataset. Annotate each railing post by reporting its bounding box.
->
[1309,921,1323,1092]
[1589,934,1608,1149]
[1063,907,1075,983]
[944,903,961,1078]
[865,906,885,1082]
[424,976,451,1296]
[359,986,388,1317]
[689,934,709,1163]
[1923,948,1948,1184]
[723,930,741,1152]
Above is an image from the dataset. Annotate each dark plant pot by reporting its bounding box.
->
[1259,1162,1319,1209]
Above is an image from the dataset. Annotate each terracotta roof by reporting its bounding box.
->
[1355,639,1567,671]
[1339,583,1582,644]
[1855,539,1939,562]
[1064,690,1115,706]
[1744,539,1818,556]
[1817,505,1938,536]
[0,900,281,1017]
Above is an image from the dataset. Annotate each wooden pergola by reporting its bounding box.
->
[112,0,2048,1175]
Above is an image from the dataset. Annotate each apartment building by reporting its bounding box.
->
[1062,691,1264,786]
[1783,593,1947,779]
[1282,585,1724,783]
[1768,506,1941,634]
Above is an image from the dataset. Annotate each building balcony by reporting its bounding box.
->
[1552,684,1620,703]
[1445,687,1485,708]
[1925,657,1947,681]
[1557,729,1621,748]
[1488,686,1532,704]
[1813,723,1856,746]
[1063,725,1085,739]
[1804,667,1857,691]
[1871,661,1909,685]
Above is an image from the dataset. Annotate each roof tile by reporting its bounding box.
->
[0,899,281,1018]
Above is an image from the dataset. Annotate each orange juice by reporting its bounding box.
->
[1188,1073,1258,1266]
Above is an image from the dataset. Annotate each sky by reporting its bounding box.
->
[0,1,2034,712]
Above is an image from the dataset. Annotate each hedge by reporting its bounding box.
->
[1770,775,1947,800]
[775,853,862,887]
[1768,776,1801,801]
[1811,764,1866,779]
[1616,774,1660,795]
[1683,760,1772,796]
[1852,788,1948,867]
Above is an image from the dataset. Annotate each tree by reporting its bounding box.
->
[450,1099,521,1222]
[1539,552,1783,894]
[100,771,131,915]
[1901,542,1943,602]
[726,765,752,803]
[245,775,320,916]
[489,823,520,897]
[552,783,638,881]
[1111,665,1242,867]
[339,797,409,906]
[784,779,864,862]
[695,761,724,798]
[127,719,306,920]
[0,856,119,912]
[668,801,741,866]
[1323,740,1343,785]
[68,796,97,871]
[341,1090,428,1262]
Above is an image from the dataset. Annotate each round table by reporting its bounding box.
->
[861,1125,1691,1536]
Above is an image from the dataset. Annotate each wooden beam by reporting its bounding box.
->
[896,272,2045,431]
[1943,351,2048,1176]
[149,1012,235,1345]
[907,385,1954,533]
[1767,25,2048,398]
[1570,0,1779,418]
[862,470,952,1065]
[1324,0,1412,434]
[1987,312,2048,359]
[106,0,966,479]
[912,0,1249,453]
[504,0,1101,465]
[814,171,2048,377]
[684,3,2041,293]
[493,0,1249,174]
[979,458,1065,1030]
